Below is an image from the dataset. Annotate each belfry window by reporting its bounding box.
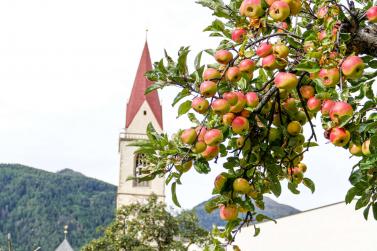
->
[133,154,149,187]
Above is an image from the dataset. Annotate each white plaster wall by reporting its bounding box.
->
[117,101,165,209]
[229,201,377,251]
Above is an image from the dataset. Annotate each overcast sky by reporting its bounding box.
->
[0,0,361,211]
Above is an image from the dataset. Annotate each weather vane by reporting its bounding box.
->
[145,28,149,41]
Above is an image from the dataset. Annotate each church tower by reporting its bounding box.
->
[117,41,165,209]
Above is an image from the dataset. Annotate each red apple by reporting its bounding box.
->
[239,0,264,18]
[316,6,328,19]
[300,85,315,99]
[273,44,289,58]
[349,142,363,156]
[226,66,241,82]
[215,50,233,65]
[341,56,365,79]
[201,145,220,160]
[321,99,335,116]
[367,6,377,23]
[362,139,371,156]
[223,91,238,106]
[262,54,278,70]
[284,97,298,112]
[274,72,298,90]
[200,81,217,97]
[269,1,290,21]
[330,101,353,124]
[212,99,230,115]
[230,92,247,113]
[256,43,273,58]
[181,128,197,144]
[245,92,259,108]
[318,30,327,41]
[204,129,223,146]
[232,116,250,134]
[219,204,238,221]
[277,21,289,32]
[192,97,209,114]
[307,96,321,112]
[330,127,350,147]
[203,68,221,81]
[319,68,340,87]
[232,28,247,43]
[238,59,256,73]
[192,141,207,154]
[195,126,207,142]
[283,0,301,15]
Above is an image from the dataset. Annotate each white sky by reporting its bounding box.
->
[0,0,360,211]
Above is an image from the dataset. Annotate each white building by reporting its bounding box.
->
[116,41,165,209]
[230,201,377,251]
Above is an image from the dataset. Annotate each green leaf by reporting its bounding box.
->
[303,178,315,193]
[145,82,162,94]
[295,61,320,73]
[177,100,192,117]
[194,51,203,70]
[368,60,377,69]
[177,47,190,75]
[172,89,190,107]
[345,187,357,204]
[270,181,282,197]
[373,203,377,220]
[363,203,371,220]
[254,226,261,237]
[303,142,319,148]
[288,182,300,194]
[171,182,181,208]
[194,159,211,174]
[355,194,370,210]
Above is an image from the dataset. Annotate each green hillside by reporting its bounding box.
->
[0,164,117,251]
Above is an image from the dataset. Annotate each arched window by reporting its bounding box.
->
[133,154,149,187]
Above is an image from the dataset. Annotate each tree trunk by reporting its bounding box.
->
[347,23,377,57]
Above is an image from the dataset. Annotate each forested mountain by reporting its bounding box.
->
[0,164,116,251]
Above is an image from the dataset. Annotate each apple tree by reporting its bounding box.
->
[132,0,377,246]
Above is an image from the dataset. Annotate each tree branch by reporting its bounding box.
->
[346,23,377,57]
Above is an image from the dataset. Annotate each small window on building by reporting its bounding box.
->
[143,110,147,115]
[133,154,149,187]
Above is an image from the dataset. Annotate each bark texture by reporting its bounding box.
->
[347,24,377,57]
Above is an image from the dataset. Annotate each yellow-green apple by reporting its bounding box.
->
[181,128,197,144]
[262,54,278,70]
[236,136,246,148]
[269,1,290,21]
[367,6,377,22]
[277,21,289,32]
[287,121,302,136]
[239,59,256,73]
[201,145,220,160]
[288,167,304,184]
[257,43,273,58]
[269,127,282,143]
[226,66,241,82]
[362,139,371,156]
[192,97,209,114]
[307,96,321,112]
[303,41,315,52]
[245,92,259,108]
[204,129,223,146]
[203,68,221,81]
[283,0,301,15]
[273,113,286,126]
[319,68,339,87]
[176,160,192,173]
[233,178,250,194]
[266,0,277,5]
[297,162,307,173]
[330,127,350,147]
[192,141,207,153]
[195,126,207,141]
[273,44,289,58]
[240,0,265,18]
[230,92,247,113]
[341,56,365,79]
[274,72,298,90]
[321,99,335,116]
[293,110,307,125]
[300,85,315,99]
[211,99,230,115]
[329,101,353,124]
[232,116,250,134]
[284,97,298,112]
[215,50,233,65]
[223,91,238,106]
[219,204,238,221]
[232,28,247,43]
[349,142,363,156]
[200,81,217,97]
[214,173,227,191]
[223,113,235,126]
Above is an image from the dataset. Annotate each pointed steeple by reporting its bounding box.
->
[125,41,163,129]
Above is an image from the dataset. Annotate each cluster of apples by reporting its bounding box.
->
[240,0,301,21]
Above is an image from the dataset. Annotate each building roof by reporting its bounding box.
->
[55,239,74,251]
[125,41,163,129]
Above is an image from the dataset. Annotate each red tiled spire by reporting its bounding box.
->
[125,41,163,129]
